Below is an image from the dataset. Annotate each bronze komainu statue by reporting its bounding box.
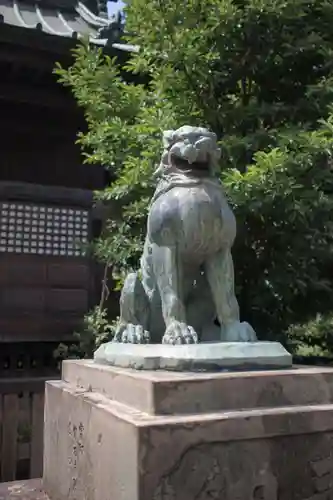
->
[113,126,257,345]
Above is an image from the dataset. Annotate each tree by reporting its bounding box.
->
[56,0,333,354]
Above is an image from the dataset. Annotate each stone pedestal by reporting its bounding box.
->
[43,360,333,500]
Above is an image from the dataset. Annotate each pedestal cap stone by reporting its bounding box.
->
[94,341,292,371]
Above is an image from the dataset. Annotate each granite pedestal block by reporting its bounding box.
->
[43,360,333,500]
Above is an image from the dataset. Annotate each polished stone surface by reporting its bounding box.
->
[94,341,292,371]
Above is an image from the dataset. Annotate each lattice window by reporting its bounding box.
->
[0,202,89,256]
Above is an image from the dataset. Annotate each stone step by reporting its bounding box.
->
[62,359,333,415]
[0,480,47,500]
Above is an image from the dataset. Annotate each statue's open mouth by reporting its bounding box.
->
[173,157,211,175]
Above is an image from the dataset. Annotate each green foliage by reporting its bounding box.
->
[125,0,333,169]
[55,0,333,355]
[224,127,333,338]
[54,306,116,361]
[287,313,333,358]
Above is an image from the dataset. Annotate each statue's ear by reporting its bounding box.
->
[162,130,175,149]
[153,150,169,178]
[209,147,222,175]
[153,164,163,178]
[215,147,222,160]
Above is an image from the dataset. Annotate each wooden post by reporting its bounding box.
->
[30,392,45,478]
[1,394,19,481]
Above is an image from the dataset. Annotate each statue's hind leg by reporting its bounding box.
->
[205,247,257,342]
[113,272,151,344]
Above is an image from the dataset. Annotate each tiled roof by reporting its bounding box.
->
[0,0,138,52]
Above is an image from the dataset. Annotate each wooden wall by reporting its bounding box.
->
[0,377,51,482]
[0,38,107,347]
[0,254,94,342]
[0,182,102,343]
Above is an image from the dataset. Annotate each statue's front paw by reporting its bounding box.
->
[224,321,257,342]
[113,323,150,344]
[162,321,198,345]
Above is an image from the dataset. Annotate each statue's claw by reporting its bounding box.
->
[113,323,150,344]
[162,321,198,345]
[223,321,257,342]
